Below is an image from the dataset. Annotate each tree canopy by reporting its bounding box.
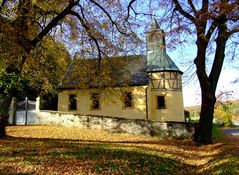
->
[0,0,141,60]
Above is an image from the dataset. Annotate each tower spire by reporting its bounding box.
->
[150,17,160,31]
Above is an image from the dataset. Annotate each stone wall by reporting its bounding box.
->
[38,111,195,138]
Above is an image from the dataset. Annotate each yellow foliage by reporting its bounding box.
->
[214,102,234,126]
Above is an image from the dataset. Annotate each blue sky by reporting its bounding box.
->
[168,48,239,107]
[182,68,239,107]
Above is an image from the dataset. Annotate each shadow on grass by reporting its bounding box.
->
[200,154,239,175]
[0,136,194,175]
[2,135,217,163]
[1,135,238,175]
[49,146,186,174]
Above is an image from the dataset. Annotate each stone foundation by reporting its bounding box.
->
[38,111,194,138]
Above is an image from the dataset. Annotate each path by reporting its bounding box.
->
[222,128,239,146]
[223,128,239,136]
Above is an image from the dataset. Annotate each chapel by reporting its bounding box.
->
[57,19,184,121]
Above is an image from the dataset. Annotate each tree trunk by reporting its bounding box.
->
[193,88,216,145]
[0,96,12,138]
[193,36,216,145]
[198,90,216,144]
[0,115,7,138]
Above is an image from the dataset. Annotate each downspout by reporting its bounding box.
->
[145,86,149,120]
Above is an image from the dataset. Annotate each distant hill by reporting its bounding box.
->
[184,100,239,112]
[184,105,200,112]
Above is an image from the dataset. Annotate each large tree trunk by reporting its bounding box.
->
[193,20,227,145]
[193,34,215,145]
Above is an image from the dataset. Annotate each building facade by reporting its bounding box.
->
[57,19,184,122]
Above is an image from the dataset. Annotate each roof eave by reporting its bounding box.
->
[147,69,183,74]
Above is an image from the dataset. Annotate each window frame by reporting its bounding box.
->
[157,95,166,109]
[91,93,100,110]
[69,94,77,111]
[123,91,134,109]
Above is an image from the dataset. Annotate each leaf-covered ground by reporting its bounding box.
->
[0,126,238,175]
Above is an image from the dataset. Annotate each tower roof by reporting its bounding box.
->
[146,18,182,74]
[147,52,182,73]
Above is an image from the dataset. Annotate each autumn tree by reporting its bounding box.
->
[150,0,239,144]
[214,90,235,126]
[0,0,140,137]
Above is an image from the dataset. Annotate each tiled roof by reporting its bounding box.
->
[58,55,149,89]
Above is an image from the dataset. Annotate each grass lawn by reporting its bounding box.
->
[0,126,238,175]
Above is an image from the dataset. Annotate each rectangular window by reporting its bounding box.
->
[157,96,165,109]
[124,92,133,108]
[69,94,77,111]
[91,93,100,110]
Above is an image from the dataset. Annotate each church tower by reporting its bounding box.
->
[146,18,184,121]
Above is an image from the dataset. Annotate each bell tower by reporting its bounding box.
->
[146,18,184,121]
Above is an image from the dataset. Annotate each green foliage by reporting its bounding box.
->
[190,111,200,122]
[0,36,70,109]
[186,111,200,123]
[23,37,70,97]
[185,106,201,122]
[212,125,224,140]
[0,69,24,114]
[0,70,23,95]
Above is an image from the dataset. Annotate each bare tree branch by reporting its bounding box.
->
[216,90,233,104]
[209,23,228,90]
[201,0,209,14]
[30,0,80,48]
[227,27,239,36]
[187,0,198,16]
[124,0,137,22]
[69,10,102,61]
[89,0,129,36]
[172,0,195,22]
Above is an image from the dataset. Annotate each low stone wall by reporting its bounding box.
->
[38,111,195,138]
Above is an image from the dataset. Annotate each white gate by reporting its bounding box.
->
[16,97,36,125]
